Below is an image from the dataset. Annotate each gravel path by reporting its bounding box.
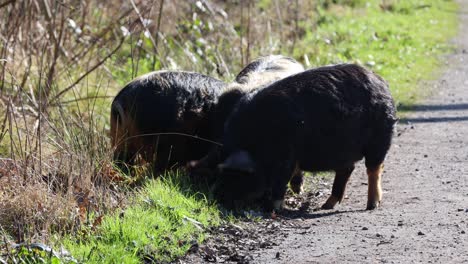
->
[251,3,468,263]
[182,2,468,263]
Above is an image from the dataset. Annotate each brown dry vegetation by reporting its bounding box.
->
[0,0,322,245]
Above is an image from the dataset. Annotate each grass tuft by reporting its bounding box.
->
[61,171,220,263]
[296,0,459,106]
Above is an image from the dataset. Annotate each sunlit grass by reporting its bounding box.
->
[62,171,220,263]
[295,0,458,106]
[0,1,459,263]
[56,1,460,262]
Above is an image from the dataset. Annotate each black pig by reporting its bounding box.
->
[110,71,226,172]
[112,55,303,174]
[217,64,397,210]
[189,55,305,193]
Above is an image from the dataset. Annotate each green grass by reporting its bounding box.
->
[0,1,460,263]
[61,172,220,263]
[294,0,458,106]
[60,1,459,263]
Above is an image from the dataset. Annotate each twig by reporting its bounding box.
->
[45,5,66,99]
[114,132,223,151]
[240,0,244,66]
[40,0,69,59]
[182,216,203,230]
[68,7,133,64]
[290,0,299,54]
[48,36,125,105]
[129,0,160,67]
[50,95,114,107]
[0,97,11,144]
[152,0,165,71]
[246,0,251,64]
[274,0,284,51]
[0,0,15,9]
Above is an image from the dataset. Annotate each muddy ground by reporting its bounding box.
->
[180,2,468,263]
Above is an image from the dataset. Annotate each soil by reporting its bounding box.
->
[180,3,468,263]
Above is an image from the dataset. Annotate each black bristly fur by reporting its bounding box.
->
[218,64,397,209]
[110,71,226,172]
[188,56,305,181]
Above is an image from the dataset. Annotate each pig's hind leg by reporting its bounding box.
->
[364,126,393,210]
[321,165,355,209]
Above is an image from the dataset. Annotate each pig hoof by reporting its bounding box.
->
[321,202,335,210]
[321,196,339,210]
[366,201,380,210]
[273,199,284,211]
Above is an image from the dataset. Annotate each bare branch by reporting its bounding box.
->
[50,95,114,107]
[48,37,125,105]
[152,0,165,70]
[0,0,15,9]
[129,0,161,65]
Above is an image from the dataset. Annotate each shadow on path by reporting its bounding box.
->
[398,103,468,112]
[398,103,468,123]
[400,116,468,123]
[279,207,367,220]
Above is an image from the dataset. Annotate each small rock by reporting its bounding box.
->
[362,227,369,230]
[376,233,382,237]
[398,221,403,227]
[391,235,395,238]
[418,231,425,236]
[457,209,464,212]
[423,154,428,158]
[461,230,465,234]
[275,252,281,259]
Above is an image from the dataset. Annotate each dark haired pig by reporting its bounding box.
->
[189,55,306,193]
[110,71,226,172]
[217,64,397,210]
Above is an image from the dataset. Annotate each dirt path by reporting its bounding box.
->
[248,4,468,263]
[182,3,468,264]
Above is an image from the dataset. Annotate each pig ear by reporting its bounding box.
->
[217,150,255,174]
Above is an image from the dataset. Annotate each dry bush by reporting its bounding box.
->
[0,101,125,243]
[0,172,77,243]
[0,0,325,244]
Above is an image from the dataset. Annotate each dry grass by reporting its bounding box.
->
[0,1,459,261]
[0,0,314,246]
[0,171,77,242]
[0,106,125,244]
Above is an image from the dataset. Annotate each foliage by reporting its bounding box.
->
[0,0,459,263]
[296,0,458,105]
[62,171,220,263]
